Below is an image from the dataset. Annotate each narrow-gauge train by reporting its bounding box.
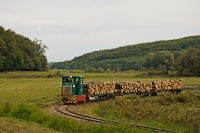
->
[57,75,183,104]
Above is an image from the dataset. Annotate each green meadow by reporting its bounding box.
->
[0,78,60,105]
[0,70,200,132]
[0,70,199,105]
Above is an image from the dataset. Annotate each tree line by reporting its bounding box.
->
[0,26,48,71]
[144,48,200,76]
[51,35,200,76]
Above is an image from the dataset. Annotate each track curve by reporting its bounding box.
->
[55,105,175,132]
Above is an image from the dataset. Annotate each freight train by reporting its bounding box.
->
[57,75,183,104]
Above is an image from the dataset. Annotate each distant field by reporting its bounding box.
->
[0,71,200,105]
[0,70,59,78]
[1,70,200,83]
[0,70,138,78]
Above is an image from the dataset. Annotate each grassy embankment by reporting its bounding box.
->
[87,92,200,132]
[0,103,145,133]
[71,87,200,132]
[0,70,200,132]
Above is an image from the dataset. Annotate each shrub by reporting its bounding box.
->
[46,74,52,78]
[158,95,175,105]
[55,71,61,76]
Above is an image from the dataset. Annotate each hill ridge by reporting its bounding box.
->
[52,35,200,71]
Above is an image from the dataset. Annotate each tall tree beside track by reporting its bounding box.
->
[0,26,48,71]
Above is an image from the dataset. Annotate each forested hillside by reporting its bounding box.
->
[0,26,47,71]
[52,35,200,76]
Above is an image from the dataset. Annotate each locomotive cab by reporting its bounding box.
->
[57,75,86,104]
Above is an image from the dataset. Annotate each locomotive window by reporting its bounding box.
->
[72,78,77,83]
[65,77,70,83]
[63,77,78,83]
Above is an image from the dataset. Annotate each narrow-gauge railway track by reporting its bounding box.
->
[55,105,175,132]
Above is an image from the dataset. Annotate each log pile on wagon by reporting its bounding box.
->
[84,79,183,96]
[84,81,117,96]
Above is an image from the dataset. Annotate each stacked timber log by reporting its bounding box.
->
[152,79,183,91]
[84,81,117,96]
[83,79,183,96]
[115,81,153,94]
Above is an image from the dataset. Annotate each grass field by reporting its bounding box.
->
[0,70,200,132]
[0,70,138,78]
[0,78,60,105]
[0,70,199,105]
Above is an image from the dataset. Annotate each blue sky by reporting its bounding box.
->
[1,0,200,62]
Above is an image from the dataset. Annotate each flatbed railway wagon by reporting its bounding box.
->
[57,75,183,104]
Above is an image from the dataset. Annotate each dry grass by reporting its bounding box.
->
[93,91,200,132]
[0,104,151,133]
[0,118,59,133]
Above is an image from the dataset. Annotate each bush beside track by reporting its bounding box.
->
[0,103,153,133]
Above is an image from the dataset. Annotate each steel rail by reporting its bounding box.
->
[55,105,175,132]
